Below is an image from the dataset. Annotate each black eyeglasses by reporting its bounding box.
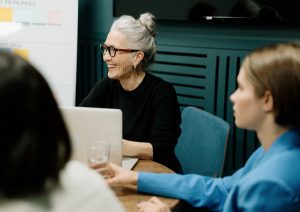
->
[100,44,140,57]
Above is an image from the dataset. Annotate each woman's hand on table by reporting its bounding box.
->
[137,197,171,212]
[106,162,138,186]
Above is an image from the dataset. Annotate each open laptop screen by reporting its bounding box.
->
[60,106,123,166]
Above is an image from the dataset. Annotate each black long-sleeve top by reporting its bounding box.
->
[80,73,182,172]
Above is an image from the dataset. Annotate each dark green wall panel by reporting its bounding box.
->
[77,0,300,175]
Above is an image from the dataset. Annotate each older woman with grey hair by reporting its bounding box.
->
[80,13,182,172]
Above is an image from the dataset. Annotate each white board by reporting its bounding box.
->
[0,0,78,106]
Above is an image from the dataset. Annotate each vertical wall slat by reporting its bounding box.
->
[76,39,102,104]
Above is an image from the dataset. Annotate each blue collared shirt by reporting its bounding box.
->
[138,130,300,211]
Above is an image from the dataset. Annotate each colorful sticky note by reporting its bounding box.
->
[13,48,29,60]
[0,7,13,22]
[48,10,62,25]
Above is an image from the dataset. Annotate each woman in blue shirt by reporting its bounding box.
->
[106,43,300,211]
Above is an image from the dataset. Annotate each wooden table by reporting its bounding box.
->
[112,160,180,212]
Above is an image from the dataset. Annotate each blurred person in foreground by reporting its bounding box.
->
[106,42,300,211]
[0,51,124,212]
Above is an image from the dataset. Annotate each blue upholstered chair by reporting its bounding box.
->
[175,106,230,177]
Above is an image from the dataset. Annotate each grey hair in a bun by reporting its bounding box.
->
[139,13,156,37]
[110,12,156,71]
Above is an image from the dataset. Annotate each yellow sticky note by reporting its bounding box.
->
[0,8,13,22]
[13,48,29,60]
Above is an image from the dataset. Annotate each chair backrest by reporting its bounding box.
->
[175,106,230,177]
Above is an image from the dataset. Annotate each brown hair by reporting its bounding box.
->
[242,42,300,128]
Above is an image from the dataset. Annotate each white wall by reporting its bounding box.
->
[0,0,78,106]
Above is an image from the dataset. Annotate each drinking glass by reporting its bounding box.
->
[87,141,111,179]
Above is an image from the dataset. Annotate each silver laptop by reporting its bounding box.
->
[60,106,137,170]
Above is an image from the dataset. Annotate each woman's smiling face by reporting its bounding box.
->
[103,29,135,80]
